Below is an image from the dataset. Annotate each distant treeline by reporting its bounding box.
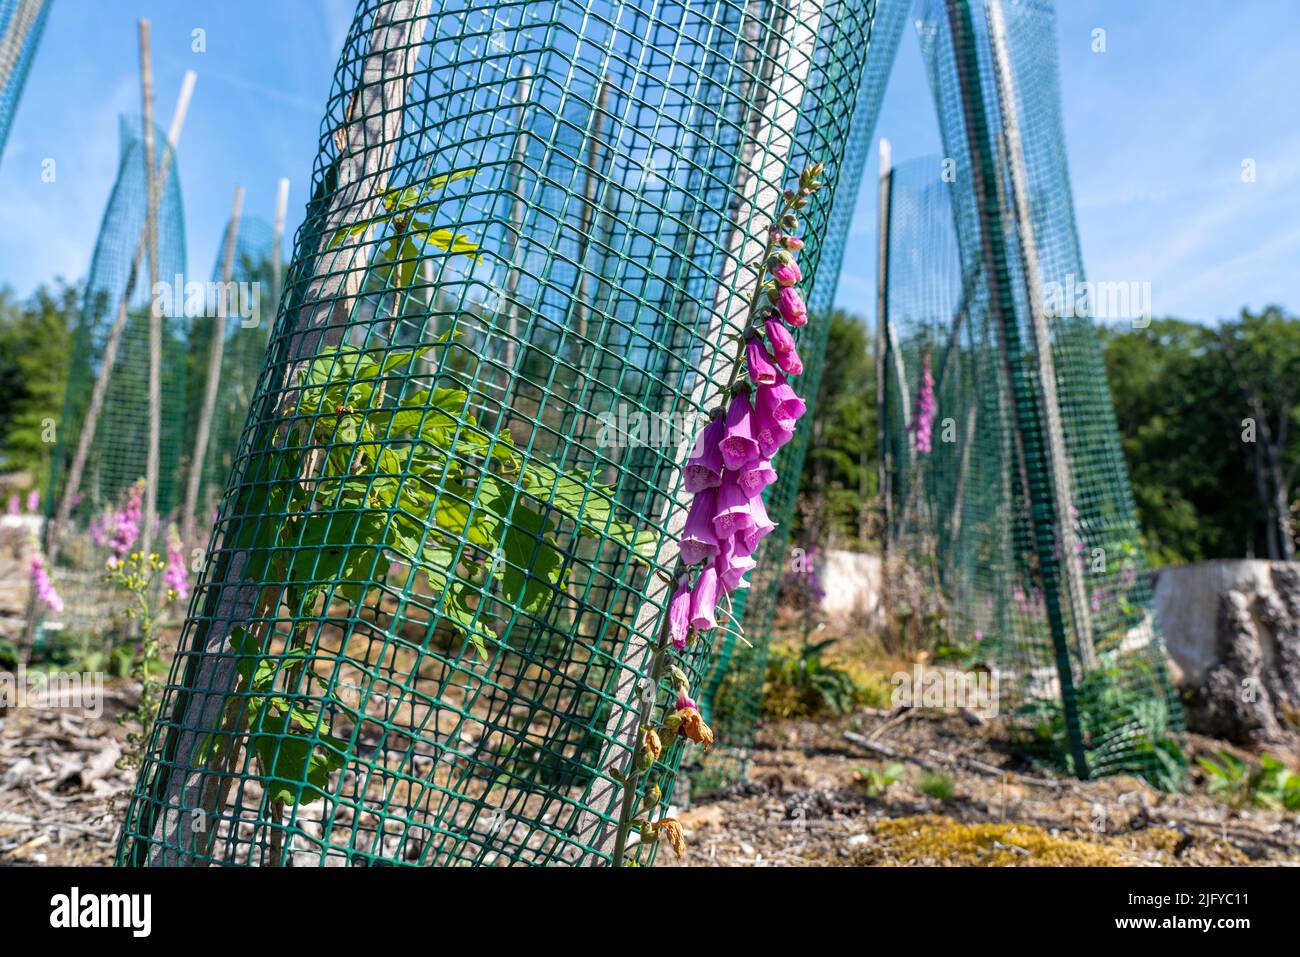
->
[1,284,1296,565]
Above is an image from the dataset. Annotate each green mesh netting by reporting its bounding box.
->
[691,0,909,794]
[36,114,188,649]
[118,0,881,867]
[182,213,279,544]
[0,0,49,168]
[880,0,1182,784]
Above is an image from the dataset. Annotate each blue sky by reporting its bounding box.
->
[1,0,1298,324]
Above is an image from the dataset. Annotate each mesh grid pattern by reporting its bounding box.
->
[0,0,49,168]
[691,0,909,793]
[881,0,1182,784]
[119,0,880,867]
[36,114,188,648]
[185,215,280,530]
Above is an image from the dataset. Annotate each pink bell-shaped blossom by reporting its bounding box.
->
[716,534,757,592]
[756,373,807,428]
[165,527,190,602]
[31,551,63,614]
[742,494,776,554]
[668,579,692,650]
[745,336,778,386]
[776,286,807,327]
[679,488,720,566]
[683,417,725,493]
[713,471,756,540]
[774,347,802,377]
[770,257,802,287]
[718,393,761,470]
[765,316,796,356]
[737,458,777,498]
[753,404,796,460]
[912,352,935,455]
[689,565,719,632]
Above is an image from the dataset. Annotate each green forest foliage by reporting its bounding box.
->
[1,284,1296,568]
[0,281,75,490]
[1102,307,1300,564]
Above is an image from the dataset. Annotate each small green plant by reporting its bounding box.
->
[763,638,862,718]
[853,762,904,798]
[1198,750,1300,811]
[915,770,956,801]
[188,169,652,860]
[108,550,174,769]
[1015,651,1186,791]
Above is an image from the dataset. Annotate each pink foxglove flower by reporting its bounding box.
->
[745,336,779,387]
[25,490,39,514]
[912,352,935,455]
[683,417,724,493]
[753,405,796,460]
[713,472,756,539]
[756,373,807,428]
[108,481,144,567]
[165,527,189,602]
[764,316,796,356]
[737,458,777,498]
[5,495,18,515]
[679,488,720,566]
[689,565,718,631]
[742,493,776,554]
[716,535,757,592]
[668,580,692,650]
[31,550,63,614]
[770,256,802,287]
[781,235,804,252]
[718,393,761,470]
[776,286,807,327]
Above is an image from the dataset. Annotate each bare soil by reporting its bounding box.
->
[657,709,1300,867]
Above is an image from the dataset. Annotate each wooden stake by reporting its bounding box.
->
[138,19,162,559]
[181,185,245,548]
[271,176,289,312]
[144,0,435,865]
[44,70,195,569]
[580,0,824,863]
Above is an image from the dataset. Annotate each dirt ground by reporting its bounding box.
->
[2,680,1298,866]
[658,709,1300,867]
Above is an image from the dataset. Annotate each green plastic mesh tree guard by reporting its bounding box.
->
[691,0,909,794]
[184,215,280,532]
[37,114,188,649]
[0,0,50,168]
[880,0,1182,784]
[118,0,882,867]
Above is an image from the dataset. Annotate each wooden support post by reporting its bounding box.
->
[944,0,1090,776]
[138,19,162,559]
[986,0,1095,670]
[271,177,290,314]
[181,185,246,548]
[43,70,196,570]
[143,0,435,865]
[876,137,893,550]
[578,0,824,863]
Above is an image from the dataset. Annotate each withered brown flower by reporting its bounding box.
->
[656,818,686,860]
[674,707,715,749]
